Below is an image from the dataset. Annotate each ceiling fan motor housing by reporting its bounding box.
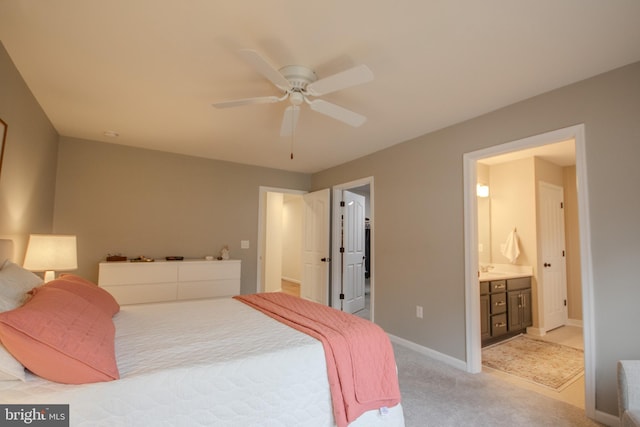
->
[279,65,317,91]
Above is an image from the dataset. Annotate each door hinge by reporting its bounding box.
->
[562,250,565,257]
[340,247,345,253]
[340,201,345,207]
[564,299,567,306]
[340,293,345,300]
[560,202,564,209]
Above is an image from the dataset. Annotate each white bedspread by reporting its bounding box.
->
[0,298,403,427]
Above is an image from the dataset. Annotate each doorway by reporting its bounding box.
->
[331,177,373,320]
[257,187,306,295]
[258,179,374,319]
[476,141,582,407]
[463,124,596,418]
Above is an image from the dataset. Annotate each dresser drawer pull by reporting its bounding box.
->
[494,301,506,306]
[494,284,505,290]
[494,322,506,328]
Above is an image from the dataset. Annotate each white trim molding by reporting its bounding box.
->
[463,124,596,419]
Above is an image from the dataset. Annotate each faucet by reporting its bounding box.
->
[480,265,494,273]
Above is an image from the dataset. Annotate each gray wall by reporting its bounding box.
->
[53,137,310,294]
[312,61,640,417]
[0,42,58,261]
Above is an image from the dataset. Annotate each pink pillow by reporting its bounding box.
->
[47,276,120,317]
[0,286,119,384]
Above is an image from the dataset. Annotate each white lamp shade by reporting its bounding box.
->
[23,234,78,272]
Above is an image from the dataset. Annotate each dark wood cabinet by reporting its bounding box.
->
[480,276,532,347]
[508,288,532,331]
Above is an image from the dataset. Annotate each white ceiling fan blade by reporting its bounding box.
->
[239,49,291,92]
[308,99,366,127]
[306,64,373,96]
[212,95,283,109]
[280,105,300,136]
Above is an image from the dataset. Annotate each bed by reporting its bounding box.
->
[0,239,404,426]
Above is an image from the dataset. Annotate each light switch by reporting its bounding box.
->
[241,240,250,249]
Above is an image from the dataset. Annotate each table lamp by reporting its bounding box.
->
[23,234,78,282]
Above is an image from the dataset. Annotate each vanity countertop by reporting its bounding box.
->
[479,271,532,282]
[478,264,533,282]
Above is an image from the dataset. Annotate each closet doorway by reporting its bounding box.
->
[331,177,374,321]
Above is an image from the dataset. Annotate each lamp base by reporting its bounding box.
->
[43,270,56,283]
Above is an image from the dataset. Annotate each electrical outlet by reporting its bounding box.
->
[416,305,423,319]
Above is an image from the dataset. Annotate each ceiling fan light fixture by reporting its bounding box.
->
[289,91,304,106]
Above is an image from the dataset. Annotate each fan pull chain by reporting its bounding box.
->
[290,111,295,159]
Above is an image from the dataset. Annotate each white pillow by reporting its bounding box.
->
[0,260,44,312]
[0,260,40,381]
[0,342,25,381]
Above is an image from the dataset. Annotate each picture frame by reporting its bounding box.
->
[0,118,6,179]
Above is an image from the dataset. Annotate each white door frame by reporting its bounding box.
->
[331,177,374,318]
[257,186,306,293]
[463,124,596,418]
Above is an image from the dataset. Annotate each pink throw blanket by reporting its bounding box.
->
[234,293,401,427]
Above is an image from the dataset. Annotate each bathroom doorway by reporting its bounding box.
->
[463,124,596,417]
[475,139,584,408]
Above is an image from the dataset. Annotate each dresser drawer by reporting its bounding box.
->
[99,262,177,286]
[507,276,531,291]
[491,313,508,337]
[490,293,507,314]
[102,283,177,305]
[177,260,241,281]
[490,280,506,292]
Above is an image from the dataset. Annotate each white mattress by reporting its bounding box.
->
[0,298,404,427]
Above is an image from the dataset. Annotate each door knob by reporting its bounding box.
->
[544,262,551,267]
[321,257,331,262]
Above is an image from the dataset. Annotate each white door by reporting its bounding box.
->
[342,191,366,313]
[301,189,330,304]
[539,182,568,331]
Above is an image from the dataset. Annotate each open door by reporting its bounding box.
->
[342,190,366,313]
[301,189,330,304]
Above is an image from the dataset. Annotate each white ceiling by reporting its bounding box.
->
[1,1,639,173]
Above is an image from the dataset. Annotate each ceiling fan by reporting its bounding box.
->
[212,49,374,137]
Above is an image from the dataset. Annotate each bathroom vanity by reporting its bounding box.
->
[480,274,532,346]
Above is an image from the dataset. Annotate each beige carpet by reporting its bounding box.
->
[482,335,584,390]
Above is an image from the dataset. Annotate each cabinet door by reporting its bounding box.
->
[521,289,532,327]
[507,291,522,331]
[480,294,490,340]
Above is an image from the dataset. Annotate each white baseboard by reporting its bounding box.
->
[527,320,583,336]
[388,334,467,371]
[281,277,301,284]
[526,326,545,336]
[567,318,584,328]
[595,409,619,427]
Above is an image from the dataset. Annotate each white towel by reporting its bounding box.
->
[501,230,520,264]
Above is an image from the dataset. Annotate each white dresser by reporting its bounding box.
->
[98,259,241,305]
